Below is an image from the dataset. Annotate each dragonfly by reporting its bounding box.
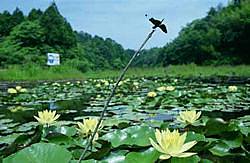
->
[146,15,168,33]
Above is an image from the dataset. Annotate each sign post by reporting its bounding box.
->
[47,53,60,66]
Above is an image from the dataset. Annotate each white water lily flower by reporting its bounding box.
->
[150,129,197,160]
[177,110,201,124]
[34,110,60,125]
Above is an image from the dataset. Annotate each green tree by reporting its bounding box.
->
[157,0,250,66]
[9,20,45,47]
[28,9,43,21]
[40,2,76,48]
[10,8,25,27]
[0,11,12,37]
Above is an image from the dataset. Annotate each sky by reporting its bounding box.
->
[0,0,228,49]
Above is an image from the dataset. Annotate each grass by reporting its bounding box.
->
[0,64,250,81]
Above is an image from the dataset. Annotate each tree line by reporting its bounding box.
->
[0,2,130,72]
[0,1,249,71]
[134,0,250,67]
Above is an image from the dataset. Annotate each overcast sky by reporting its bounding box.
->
[0,0,228,49]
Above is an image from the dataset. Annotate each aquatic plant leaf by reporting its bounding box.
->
[170,155,200,163]
[101,125,154,147]
[3,143,72,163]
[125,147,160,163]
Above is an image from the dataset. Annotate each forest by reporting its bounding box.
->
[0,3,130,72]
[0,0,249,72]
[133,0,250,67]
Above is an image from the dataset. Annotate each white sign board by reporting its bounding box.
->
[47,53,60,66]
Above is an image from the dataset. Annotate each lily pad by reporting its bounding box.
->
[101,125,155,147]
[125,147,160,163]
[171,155,200,163]
[3,143,72,163]
[209,142,231,156]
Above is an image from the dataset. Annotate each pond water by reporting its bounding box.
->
[0,77,249,162]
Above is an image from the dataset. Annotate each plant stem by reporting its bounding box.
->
[77,29,156,162]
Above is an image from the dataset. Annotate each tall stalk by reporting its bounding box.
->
[78,29,156,162]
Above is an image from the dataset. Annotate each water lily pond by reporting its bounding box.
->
[0,77,249,162]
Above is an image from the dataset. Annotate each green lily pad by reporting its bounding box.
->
[171,155,200,163]
[53,126,77,137]
[101,150,128,163]
[209,142,231,157]
[0,133,21,145]
[222,133,243,148]
[125,147,160,163]
[101,125,155,147]
[3,143,72,163]
[205,118,228,136]
[185,132,206,142]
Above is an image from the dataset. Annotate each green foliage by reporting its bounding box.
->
[0,65,250,81]
[0,8,24,38]
[76,32,129,70]
[28,9,43,21]
[40,2,76,48]
[101,125,155,148]
[134,1,250,67]
[10,20,45,47]
[0,77,249,162]
[158,1,250,66]
[125,148,160,163]
[0,3,130,70]
[0,11,12,37]
[3,143,72,163]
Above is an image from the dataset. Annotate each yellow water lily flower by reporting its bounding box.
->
[133,82,139,86]
[157,86,167,91]
[52,82,60,87]
[118,81,124,86]
[157,86,175,92]
[77,118,102,137]
[166,86,175,91]
[20,88,28,93]
[150,129,197,160]
[96,83,101,88]
[15,86,22,91]
[177,110,201,124]
[147,91,157,97]
[104,81,109,86]
[7,88,17,94]
[228,86,237,92]
[34,110,60,125]
[9,106,26,112]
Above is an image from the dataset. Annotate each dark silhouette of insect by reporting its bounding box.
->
[149,17,168,33]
